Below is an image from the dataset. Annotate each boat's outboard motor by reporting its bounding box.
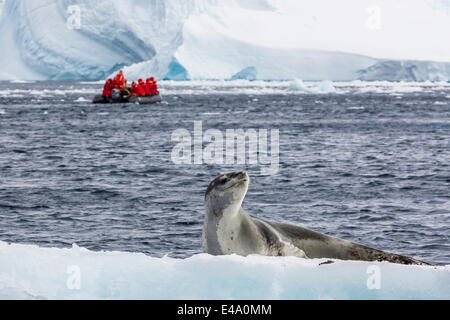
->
[112,89,122,101]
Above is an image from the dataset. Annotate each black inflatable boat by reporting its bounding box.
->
[92,94,162,105]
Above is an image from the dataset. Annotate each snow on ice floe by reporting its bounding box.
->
[0,241,449,300]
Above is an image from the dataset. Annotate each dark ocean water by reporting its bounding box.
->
[0,81,449,265]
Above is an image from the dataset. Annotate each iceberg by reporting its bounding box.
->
[231,66,258,81]
[171,0,450,81]
[358,60,450,82]
[0,0,449,81]
[288,79,337,93]
[316,80,337,93]
[0,0,277,81]
[288,79,311,92]
[175,32,377,80]
[164,58,190,81]
[0,241,449,300]
[0,0,201,81]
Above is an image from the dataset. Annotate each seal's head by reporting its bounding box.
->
[205,172,249,216]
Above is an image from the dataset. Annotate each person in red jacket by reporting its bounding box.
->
[102,79,113,98]
[137,79,146,96]
[113,70,127,90]
[144,78,152,96]
[130,82,138,96]
[146,77,158,95]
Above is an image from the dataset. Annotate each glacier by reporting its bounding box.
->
[170,0,450,81]
[0,241,449,300]
[0,0,449,81]
[358,60,450,82]
[174,22,377,81]
[0,0,203,81]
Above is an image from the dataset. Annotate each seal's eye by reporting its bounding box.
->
[219,178,227,185]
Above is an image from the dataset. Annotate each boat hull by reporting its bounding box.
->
[92,94,162,105]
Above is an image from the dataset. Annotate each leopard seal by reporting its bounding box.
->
[203,172,429,265]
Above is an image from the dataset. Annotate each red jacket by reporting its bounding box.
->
[145,81,152,95]
[146,81,158,95]
[130,84,137,96]
[114,72,126,89]
[136,84,146,96]
[152,81,158,95]
[102,80,113,97]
